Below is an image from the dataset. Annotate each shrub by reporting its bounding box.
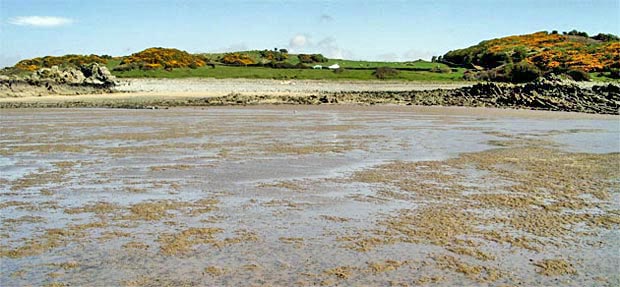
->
[268,62,295,69]
[333,67,345,74]
[311,54,328,63]
[298,54,313,63]
[505,62,541,83]
[259,50,288,62]
[608,69,620,79]
[121,48,205,70]
[511,47,528,63]
[372,67,400,79]
[565,69,591,81]
[430,66,452,73]
[566,30,589,37]
[591,33,620,42]
[14,54,107,71]
[463,68,506,82]
[298,54,329,63]
[112,63,137,72]
[220,53,255,65]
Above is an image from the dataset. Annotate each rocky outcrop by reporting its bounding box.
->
[318,79,618,114]
[79,63,116,86]
[440,79,619,114]
[29,63,116,87]
[0,63,116,97]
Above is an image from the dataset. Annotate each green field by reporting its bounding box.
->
[111,65,465,81]
[107,56,466,81]
[198,51,444,68]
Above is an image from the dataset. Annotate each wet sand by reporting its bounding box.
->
[1,106,619,286]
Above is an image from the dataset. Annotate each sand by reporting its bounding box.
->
[1,106,618,286]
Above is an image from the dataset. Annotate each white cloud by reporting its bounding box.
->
[402,49,436,61]
[289,34,309,49]
[8,16,73,27]
[287,34,354,59]
[316,37,351,59]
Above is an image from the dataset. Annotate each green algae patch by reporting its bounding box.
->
[534,259,577,276]
[158,227,223,255]
[432,254,502,283]
[64,202,120,215]
[342,141,620,281]
[324,266,355,279]
[367,260,408,273]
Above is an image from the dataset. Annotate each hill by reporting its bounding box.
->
[442,31,619,76]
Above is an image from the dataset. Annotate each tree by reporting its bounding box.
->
[566,30,589,37]
[372,67,399,79]
[511,47,528,63]
[591,33,620,42]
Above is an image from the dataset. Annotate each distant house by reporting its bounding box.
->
[328,63,340,70]
[312,65,322,69]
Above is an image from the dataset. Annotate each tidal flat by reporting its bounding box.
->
[0,106,618,286]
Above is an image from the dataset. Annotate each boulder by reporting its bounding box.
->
[80,63,115,86]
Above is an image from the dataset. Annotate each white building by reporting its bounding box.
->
[328,63,340,70]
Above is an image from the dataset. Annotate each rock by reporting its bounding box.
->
[80,63,115,86]
[18,63,116,87]
[0,63,117,97]
[84,78,104,85]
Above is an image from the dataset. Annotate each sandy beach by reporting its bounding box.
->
[0,78,472,103]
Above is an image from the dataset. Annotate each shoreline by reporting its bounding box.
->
[2,104,618,121]
[1,78,618,115]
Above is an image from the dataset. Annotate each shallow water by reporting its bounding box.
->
[0,106,618,286]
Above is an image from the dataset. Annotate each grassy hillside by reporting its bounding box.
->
[443,31,619,73]
[111,65,465,81]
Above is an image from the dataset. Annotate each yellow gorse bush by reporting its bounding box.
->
[15,55,108,71]
[121,47,206,70]
[220,53,256,65]
[445,31,620,72]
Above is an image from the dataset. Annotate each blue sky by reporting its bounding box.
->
[0,0,618,67]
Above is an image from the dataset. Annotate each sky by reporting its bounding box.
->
[0,0,618,67]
